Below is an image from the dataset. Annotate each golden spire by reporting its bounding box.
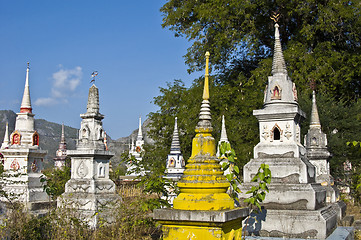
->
[203,51,210,100]
[197,52,212,130]
[173,51,234,211]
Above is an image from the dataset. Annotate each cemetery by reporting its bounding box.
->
[1,2,361,240]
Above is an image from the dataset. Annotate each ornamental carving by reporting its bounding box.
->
[31,160,38,172]
[10,159,20,171]
[284,123,292,140]
[136,146,141,153]
[77,160,88,178]
[296,125,300,142]
[261,125,269,140]
[96,184,114,191]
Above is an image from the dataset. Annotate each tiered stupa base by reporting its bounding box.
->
[59,191,121,228]
[154,208,248,240]
[58,148,122,229]
[1,177,53,215]
[239,156,338,239]
[242,205,337,239]
[0,150,52,215]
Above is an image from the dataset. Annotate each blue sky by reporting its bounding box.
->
[0,1,201,139]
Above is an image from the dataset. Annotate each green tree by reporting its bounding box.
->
[40,158,71,200]
[154,0,361,181]
[161,0,361,98]
[161,0,361,100]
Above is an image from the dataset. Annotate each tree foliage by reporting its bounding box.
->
[40,158,71,200]
[161,0,361,100]
[147,76,261,174]
[150,0,361,182]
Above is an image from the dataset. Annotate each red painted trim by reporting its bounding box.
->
[20,107,32,113]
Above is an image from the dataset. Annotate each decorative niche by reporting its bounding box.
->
[32,131,39,146]
[271,124,283,141]
[271,84,282,100]
[11,131,21,145]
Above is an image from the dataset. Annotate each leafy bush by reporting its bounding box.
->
[40,158,71,200]
[0,186,161,240]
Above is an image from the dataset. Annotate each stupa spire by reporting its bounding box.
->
[78,84,105,150]
[131,138,134,151]
[54,123,67,168]
[20,62,32,113]
[85,84,100,115]
[197,51,212,130]
[263,22,299,105]
[170,117,181,154]
[1,122,9,149]
[173,51,234,211]
[61,123,66,143]
[271,23,287,76]
[310,91,321,128]
[217,115,230,158]
[220,115,228,142]
[137,116,143,141]
[57,123,67,151]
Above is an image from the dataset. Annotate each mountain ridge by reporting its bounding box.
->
[0,110,151,168]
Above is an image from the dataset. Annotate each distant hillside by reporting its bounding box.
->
[0,110,152,169]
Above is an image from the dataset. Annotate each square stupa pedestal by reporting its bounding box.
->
[154,208,249,240]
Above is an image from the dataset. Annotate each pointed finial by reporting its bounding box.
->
[137,116,143,141]
[270,12,280,23]
[130,138,135,152]
[271,23,287,75]
[220,115,228,142]
[20,62,32,113]
[197,52,212,130]
[203,51,210,100]
[2,122,9,149]
[90,71,98,84]
[310,79,317,91]
[61,123,66,143]
[310,91,321,128]
[170,117,181,154]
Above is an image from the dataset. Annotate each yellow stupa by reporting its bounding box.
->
[153,52,248,240]
[173,51,234,211]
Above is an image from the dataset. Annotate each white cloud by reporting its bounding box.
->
[34,97,58,106]
[34,66,82,106]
